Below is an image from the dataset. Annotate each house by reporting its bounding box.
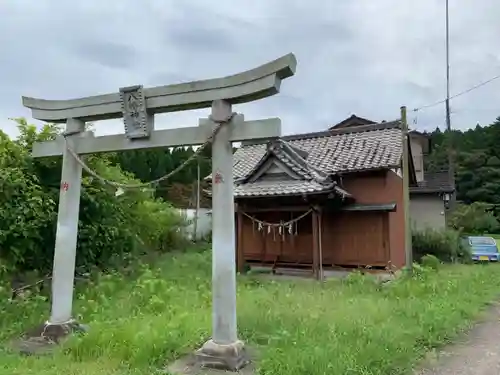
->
[227,120,416,277]
[329,115,454,230]
[406,131,454,230]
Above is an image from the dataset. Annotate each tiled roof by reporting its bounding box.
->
[234,121,403,177]
[204,121,404,198]
[234,179,350,197]
[410,170,455,193]
[225,121,404,198]
[238,140,329,184]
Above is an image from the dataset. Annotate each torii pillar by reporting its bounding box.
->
[22,54,297,369]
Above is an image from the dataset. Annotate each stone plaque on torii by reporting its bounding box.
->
[22,53,296,370]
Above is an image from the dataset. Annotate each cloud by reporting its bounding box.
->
[1,0,500,140]
[69,41,139,69]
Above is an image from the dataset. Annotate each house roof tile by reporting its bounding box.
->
[225,121,404,197]
[234,179,350,197]
[410,170,454,193]
[237,122,402,176]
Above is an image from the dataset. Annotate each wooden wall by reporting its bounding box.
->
[341,170,405,268]
[236,170,406,271]
[320,211,389,267]
[238,211,314,266]
[238,209,390,269]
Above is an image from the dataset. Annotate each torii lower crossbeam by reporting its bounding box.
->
[32,117,281,157]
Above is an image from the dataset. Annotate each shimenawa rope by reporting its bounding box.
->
[62,113,236,192]
[241,209,313,227]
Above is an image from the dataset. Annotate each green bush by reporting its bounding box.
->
[412,228,471,263]
[0,157,56,271]
[131,198,187,252]
[420,254,441,270]
[0,127,57,272]
[0,119,187,274]
[449,202,500,234]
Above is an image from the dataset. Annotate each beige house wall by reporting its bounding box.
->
[410,137,424,182]
[410,194,446,230]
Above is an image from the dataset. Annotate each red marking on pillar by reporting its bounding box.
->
[61,182,69,191]
[214,172,224,184]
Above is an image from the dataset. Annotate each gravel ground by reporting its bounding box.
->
[416,303,500,375]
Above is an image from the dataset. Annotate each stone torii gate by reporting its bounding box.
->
[22,53,296,370]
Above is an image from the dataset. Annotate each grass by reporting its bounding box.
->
[1,251,500,375]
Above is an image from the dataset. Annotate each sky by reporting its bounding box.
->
[1,0,499,139]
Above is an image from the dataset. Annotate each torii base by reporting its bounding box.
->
[11,320,89,356]
[167,340,255,374]
[195,339,248,371]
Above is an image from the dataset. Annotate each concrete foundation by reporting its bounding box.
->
[195,339,248,371]
[167,344,256,375]
[12,320,88,355]
[250,265,394,282]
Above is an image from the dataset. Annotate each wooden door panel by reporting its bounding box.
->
[322,212,389,266]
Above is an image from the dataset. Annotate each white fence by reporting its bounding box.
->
[177,208,212,240]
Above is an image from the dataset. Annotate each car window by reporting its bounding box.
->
[469,237,496,246]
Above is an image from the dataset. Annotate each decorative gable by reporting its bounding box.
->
[225,139,353,198]
[265,163,284,175]
[247,157,303,183]
[239,141,310,184]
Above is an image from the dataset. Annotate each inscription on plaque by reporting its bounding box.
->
[119,85,150,139]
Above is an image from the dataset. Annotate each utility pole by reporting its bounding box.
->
[445,0,451,133]
[401,106,413,271]
[193,156,201,241]
[445,0,455,194]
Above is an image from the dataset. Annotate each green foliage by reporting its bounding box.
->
[131,199,187,252]
[412,228,471,263]
[425,117,500,204]
[0,118,187,273]
[111,145,213,208]
[408,262,436,281]
[420,254,441,270]
[2,251,500,375]
[0,165,56,271]
[449,202,500,234]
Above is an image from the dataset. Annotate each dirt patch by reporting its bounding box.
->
[10,321,88,355]
[415,302,500,375]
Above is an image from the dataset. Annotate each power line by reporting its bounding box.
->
[412,73,500,113]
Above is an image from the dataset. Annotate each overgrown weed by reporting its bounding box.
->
[1,252,500,375]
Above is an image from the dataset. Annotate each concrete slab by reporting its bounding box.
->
[248,266,394,283]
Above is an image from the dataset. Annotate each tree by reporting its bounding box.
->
[425,117,500,205]
[111,144,213,207]
[0,118,186,274]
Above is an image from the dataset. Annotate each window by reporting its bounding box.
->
[469,237,496,246]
